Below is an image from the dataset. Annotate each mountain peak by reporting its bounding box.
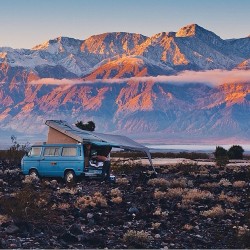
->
[176,24,204,37]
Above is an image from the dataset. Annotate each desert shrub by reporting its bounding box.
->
[75,192,107,209]
[0,214,11,224]
[57,203,70,210]
[57,187,78,195]
[0,185,58,223]
[200,205,224,217]
[183,224,194,231]
[182,189,214,205]
[116,177,129,185]
[166,188,187,198]
[232,181,246,188]
[153,190,166,199]
[200,182,220,188]
[153,207,168,217]
[111,196,123,204]
[110,188,123,204]
[219,178,232,186]
[225,208,237,215]
[111,159,143,175]
[169,178,190,188]
[147,178,169,187]
[174,163,200,175]
[110,188,122,197]
[123,230,151,248]
[218,191,239,204]
[236,225,250,237]
[151,222,161,229]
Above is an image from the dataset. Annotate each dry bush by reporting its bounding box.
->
[110,188,123,204]
[0,185,59,223]
[181,189,214,207]
[110,188,122,197]
[200,205,224,217]
[183,224,193,231]
[219,178,232,186]
[169,178,193,188]
[0,214,11,224]
[218,191,239,204]
[57,203,70,210]
[153,190,166,199]
[235,225,250,237]
[147,178,169,187]
[111,196,123,204]
[111,159,143,175]
[116,177,129,185]
[232,181,246,188]
[225,208,237,215]
[76,192,107,209]
[200,182,220,188]
[166,188,187,198]
[57,187,78,195]
[123,230,151,248]
[37,198,48,207]
[152,222,161,229]
[153,207,168,217]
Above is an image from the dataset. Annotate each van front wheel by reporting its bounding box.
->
[64,170,75,183]
[29,169,39,178]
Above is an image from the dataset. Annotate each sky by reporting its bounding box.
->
[0,0,250,49]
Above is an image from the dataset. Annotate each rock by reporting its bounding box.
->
[128,207,139,214]
[87,213,94,219]
[5,224,20,234]
[59,232,78,243]
[69,224,83,235]
[155,234,161,239]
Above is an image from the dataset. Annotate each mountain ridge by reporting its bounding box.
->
[0,24,250,142]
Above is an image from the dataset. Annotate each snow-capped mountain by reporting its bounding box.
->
[0,24,249,81]
[0,24,250,142]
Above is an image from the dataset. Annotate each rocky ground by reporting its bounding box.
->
[0,159,249,249]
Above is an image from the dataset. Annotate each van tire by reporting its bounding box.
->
[29,169,39,178]
[64,170,75,183]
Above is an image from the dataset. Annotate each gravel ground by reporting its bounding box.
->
[0,159,249,249]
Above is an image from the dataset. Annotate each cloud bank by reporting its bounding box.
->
[28,69,250,86]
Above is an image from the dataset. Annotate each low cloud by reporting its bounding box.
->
[150,69,250,86]
[28,69,250,87]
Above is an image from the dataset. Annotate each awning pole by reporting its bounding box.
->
[145,149,157,174]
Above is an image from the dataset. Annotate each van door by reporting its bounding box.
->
[39,146,61,177]
[61,146,83,176]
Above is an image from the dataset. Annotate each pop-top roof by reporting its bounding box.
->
[45,120,153,166]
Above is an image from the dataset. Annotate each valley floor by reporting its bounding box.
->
[0,159,249,249]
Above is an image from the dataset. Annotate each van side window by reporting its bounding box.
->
[30,147,41,156]
[44,147,60,156]
[62,147,77,156]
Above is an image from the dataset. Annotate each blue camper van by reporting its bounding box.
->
[21,143,106,183]
[21,120,153,183]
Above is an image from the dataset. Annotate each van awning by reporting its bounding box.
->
[45,120,154,168]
